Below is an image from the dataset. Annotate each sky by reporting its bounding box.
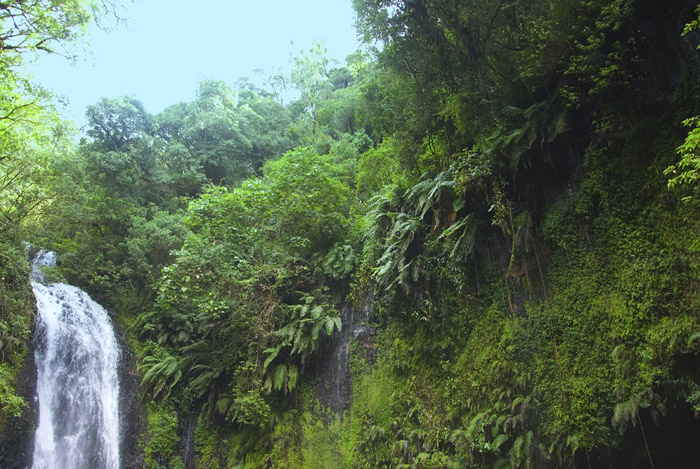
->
[26,0,361,126]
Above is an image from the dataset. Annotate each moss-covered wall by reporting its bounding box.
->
[0,242,36,469]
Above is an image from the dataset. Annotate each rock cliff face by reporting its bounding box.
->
[0,331,38,469]
[316,291,374,414]
[116,324,147,469]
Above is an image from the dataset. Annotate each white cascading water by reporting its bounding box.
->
[30,250,121,469]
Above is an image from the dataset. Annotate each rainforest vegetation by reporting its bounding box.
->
[2,0,700,467]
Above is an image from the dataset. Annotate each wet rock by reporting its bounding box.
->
[316,290,374,414]
[115,324,147,469]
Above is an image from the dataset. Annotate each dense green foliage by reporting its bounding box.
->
[136,146,352,424]
[2,0,700,467]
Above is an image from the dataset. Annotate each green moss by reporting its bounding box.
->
[194,422,221,469]
[144,402,181,469]
[297,413,342,469]
[0,364,26,420]
[0,240,34,429]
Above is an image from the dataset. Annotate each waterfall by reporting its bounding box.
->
[30,251,121,469]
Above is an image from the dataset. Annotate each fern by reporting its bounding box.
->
[490,101,568,170]
[262,347,280,371]
[492,433,509,450]
[406,170,455,219]
[373,212,423,291]
[187,364,221,398]
[138,346,184,401]
[439,213,479,259]
[273,364,287,391]
[612,389,654,433]
[263,292,341,395]
[286,364,299,392]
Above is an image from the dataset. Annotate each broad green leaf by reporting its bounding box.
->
[263,347,280,371]
[492,433,508,450]
[273,364,288,391]
[287,365,299,391]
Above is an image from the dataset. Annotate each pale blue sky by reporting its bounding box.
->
[27,0,360,126]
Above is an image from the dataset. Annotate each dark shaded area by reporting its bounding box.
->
[580,406,700,468]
